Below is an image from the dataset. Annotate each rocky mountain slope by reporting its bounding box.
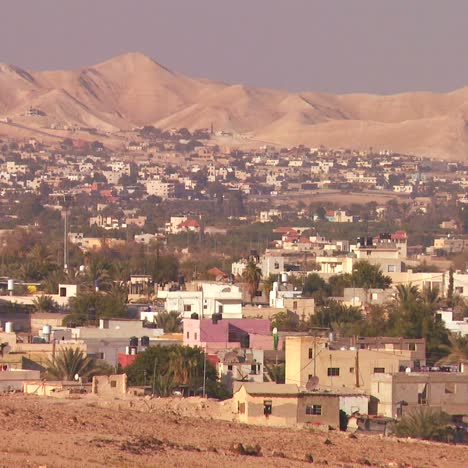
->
[0,52,467,160]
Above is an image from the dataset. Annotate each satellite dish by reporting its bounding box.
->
[306,376,319,390]
[272,327,278,335]
[74,373,80,381]
[405,367,412,374]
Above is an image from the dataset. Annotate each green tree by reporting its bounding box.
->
[153,311,182,333]
[436,334,468,365]
[302,273,328,297]
[311,300,363,336]
[447,267,454,306]
[32,294,59,313]
[393,408,454,442]
[125,345,227,398]
[262,274,277,298]
[351,260,392,290]
[242,261,262,304]
[271,311,300,332]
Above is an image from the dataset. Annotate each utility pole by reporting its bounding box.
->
[355,341,360,388]
[63,208,68,270]
[313,332,317,376]
[202,348,207,398]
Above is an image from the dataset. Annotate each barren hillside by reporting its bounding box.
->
[0,394,466,467]
[0,53,467,160]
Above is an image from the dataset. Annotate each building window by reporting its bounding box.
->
[373,367,385,374]
[349,367,355,374]
[274,262,279,269]
[308,348,313,359]
[228,365,233,371]
[409,343,416,351]
[218,305,223,314]
[194,333,198,340]
[263,400,272,416]
[387,265,396,272]
[186,332,190,339]
[306,404,322,415]
[184,304,192,312]
[238,402,245,414]
[250,364,258,375]
[110,380,117,388]
[293,301,298,310]
[327,367,340,377]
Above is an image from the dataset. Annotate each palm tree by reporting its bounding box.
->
[393,408,453,441]
[81,257,113,292]
[420,286,441,310]
[242,261,262,304]
[32,294,59,313]
[393,284,420,311]
[436,334,468,365]
[262,274,276,299]
[154,311,182,333]
[169,346,201,386]
[45,347,111,381]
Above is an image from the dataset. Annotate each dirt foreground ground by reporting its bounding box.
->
[0,394,466,468]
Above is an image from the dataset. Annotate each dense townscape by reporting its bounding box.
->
[1,3,468,464]
[0,128,467,458]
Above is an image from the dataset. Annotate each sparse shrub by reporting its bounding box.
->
[273,451,286,458]
[231,442,262,456]
[306,452,314,463]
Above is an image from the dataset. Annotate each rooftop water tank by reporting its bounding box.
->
[5,322,13,333]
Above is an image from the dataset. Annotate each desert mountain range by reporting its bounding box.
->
[0,52,467,160]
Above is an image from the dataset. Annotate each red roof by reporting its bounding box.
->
[178,219,200,228]
[273,227,297,234]
[207,267,228,278]
[392,230,407,240]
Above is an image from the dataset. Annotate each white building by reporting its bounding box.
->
[157,282,243,319]
[436,309,468,336]
[232,254,284,278]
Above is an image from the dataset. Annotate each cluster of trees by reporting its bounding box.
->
[267,261,468,365]
[124,345,230,399]
[302,261,392,303]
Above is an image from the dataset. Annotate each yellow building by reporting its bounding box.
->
[285,336,425,394]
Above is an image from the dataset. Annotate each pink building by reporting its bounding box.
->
[183,318,273,351]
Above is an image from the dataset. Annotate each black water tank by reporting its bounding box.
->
[129,336,138,347]
[141,336,150,347]
[190,313,199,320]
[212,314,218,325]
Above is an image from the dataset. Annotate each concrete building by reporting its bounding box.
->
[157,282,243,319]
[285,335,426,393]
[92,374,127,396]
[0,369,41,392]
[183,318,271,351]
[216,349,264,390]
[432,237,466,255]
[371,371,468,418]
[269,280,315,319]
[233,382,367,428]
[231,254,284,278]
[436,309,468,336]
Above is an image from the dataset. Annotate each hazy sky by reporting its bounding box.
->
[1,0,467,94]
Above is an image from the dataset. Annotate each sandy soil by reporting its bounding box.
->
[0,394,466,468]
